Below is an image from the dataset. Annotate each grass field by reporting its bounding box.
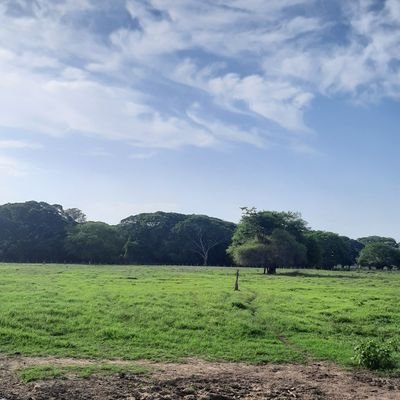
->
[0,264,399,369]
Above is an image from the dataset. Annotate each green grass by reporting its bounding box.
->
[0,264,399,369]
[18,363,148,382]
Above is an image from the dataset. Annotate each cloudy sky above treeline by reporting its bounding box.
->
[1,0,399,239]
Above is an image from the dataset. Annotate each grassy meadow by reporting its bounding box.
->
[0,264,399,368]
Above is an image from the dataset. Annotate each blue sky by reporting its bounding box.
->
[0,0,400,240]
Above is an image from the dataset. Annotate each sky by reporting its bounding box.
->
[0,0,400,240]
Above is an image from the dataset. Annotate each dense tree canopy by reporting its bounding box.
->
[0,201,74,262]
[305,231,360,269]
[65,222,123,264]
[118,212,234,265]
[357,243,400,270]
[118,212,187,264]
[65,208,87,224]
[228,210,308,274]
[171,215,235,265]
[357,236,398,248]
[0,201,397,269]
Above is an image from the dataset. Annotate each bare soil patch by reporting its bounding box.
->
[0,355,399,399]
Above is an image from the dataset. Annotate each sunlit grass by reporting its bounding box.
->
[18,363,148,382]
[0,264,399,368]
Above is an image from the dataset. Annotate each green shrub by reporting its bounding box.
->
[353,339,397,370]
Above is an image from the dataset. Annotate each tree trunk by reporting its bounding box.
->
[234,269,239,291]
[203,251,208,266]
[263,266,267,274]
[267,265,277,275]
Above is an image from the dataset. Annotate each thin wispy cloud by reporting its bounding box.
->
[0,0,399,152]
[0,140,42,149]
[0,155,31,177]
[130,151,157,160]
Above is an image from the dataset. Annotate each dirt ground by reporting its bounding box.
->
[0,355,399,400]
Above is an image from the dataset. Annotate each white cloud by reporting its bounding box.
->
[0,61,216,147]
[207,74,313,132]
[130,151,157,160]
[187,106,267,148]
[0,0,399,153]
[264,0,400,101]
[172,61,313,132]
[0,140,42,149]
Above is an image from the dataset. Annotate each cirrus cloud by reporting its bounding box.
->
[0,0,399,153]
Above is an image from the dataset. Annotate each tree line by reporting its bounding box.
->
[228,207,400,273]
[0,201,398,271]
[0,201,234,265]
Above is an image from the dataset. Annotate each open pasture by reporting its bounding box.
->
[0,264,399,368]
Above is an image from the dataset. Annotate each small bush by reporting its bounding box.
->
[353,339,397,370]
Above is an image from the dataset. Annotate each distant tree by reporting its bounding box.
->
[229,228,307,274]
[306,231,354,269]
[228,209,308,274]
[341,236,364,265]
[0,201,73,262]
[357,243,400,270]
[357,236,398,248]
[304,235,322,267]
[171,215,235,266]
[118,212,187,264]
[230,239,270,270]
[268,229,308,271]
[65,208,87,223]
[65,222,123,264]
[118,212,235,266]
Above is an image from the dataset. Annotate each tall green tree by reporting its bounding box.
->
[228,209,308,274]
[357,243,400,270]
[65,222,123,264]
[171,215,235,266]
[118,212,187,264]
[305,231,356,269]
[357,236,398,248]
[0,201,74,262]
[118,212,235,266]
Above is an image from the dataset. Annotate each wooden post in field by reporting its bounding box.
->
[234,269,239,291]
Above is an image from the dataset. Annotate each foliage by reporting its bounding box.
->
[343,237,365,265]
[228,209,308,273]
[65,222,123,264]
[0,201,74,263]
[268,229,308,267]
[230,230,307,274]
[304,235,322,266]
[358,236,398,248]
[305,231,361,269]
[119,212,234,266]
[229,239,270,268]
[171,215,235,265]
[0,204,235,265]
[231,209,308,246]
[0,201,397,269]
[357,243,400,269]
[353,339,397,370]
[118,212,187,264]
[65,208,87,223]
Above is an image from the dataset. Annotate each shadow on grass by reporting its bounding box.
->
[277,271,365,279]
